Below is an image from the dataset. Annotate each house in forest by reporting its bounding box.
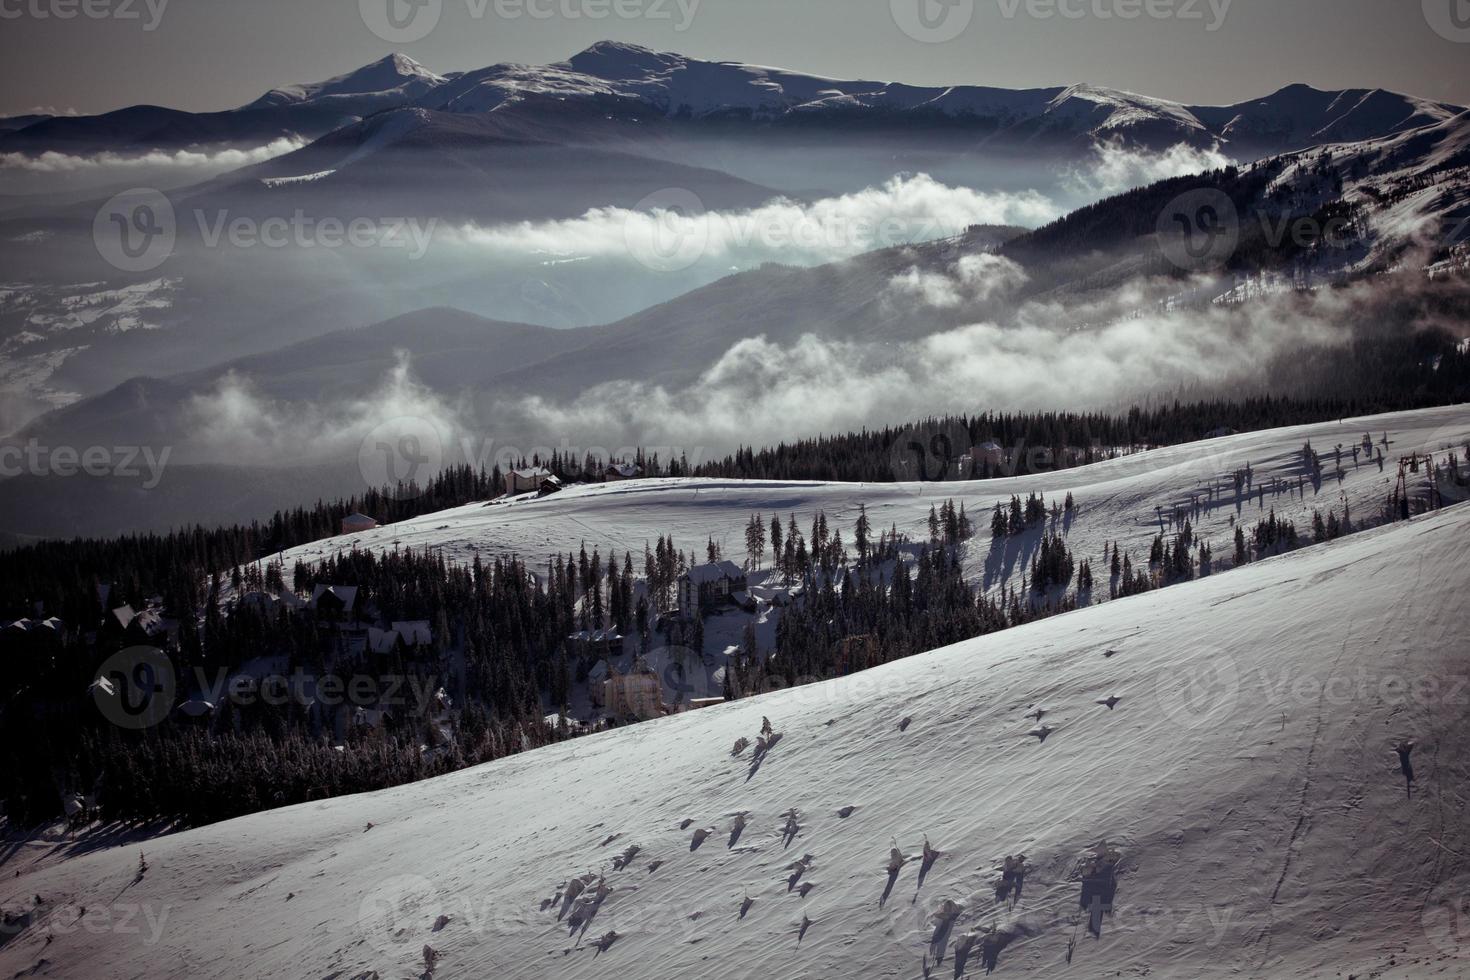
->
[239,591,304,617]
[971,441,1005,470]
[588,660,610,708]
[393,620,433,648]
[605,462,642,481]
[678,560,748,617]
[604,658,664,720]
[5,616,64,637]
[106,604,174,645]
[538,475,564,497]
[567,628,625,660]
[504,467,552,496]
[310,584,359,620]
[683,697,725,711]
[176,699,216,723]
[341,512,378,535]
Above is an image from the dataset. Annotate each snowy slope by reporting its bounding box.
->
[2,491,1467,979]
[1310,110,1470,261]
[274,404,1470,605]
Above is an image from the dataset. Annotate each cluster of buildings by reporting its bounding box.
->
[565,558,755,723]
[244,582,437,660]
[502,461,644,498]
[8,586,182,653]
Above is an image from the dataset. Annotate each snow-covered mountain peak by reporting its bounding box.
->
[246,53,446,110]
[561,39,685,80]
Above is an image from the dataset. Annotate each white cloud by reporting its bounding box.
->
[887,253,1030,308]
[182,353,464,467]
[0,137,308,177]
[1066,140,1235,199]
[504,279,1356,454]
[449,174,1060,270]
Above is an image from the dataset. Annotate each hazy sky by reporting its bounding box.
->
[2,0,1467,117]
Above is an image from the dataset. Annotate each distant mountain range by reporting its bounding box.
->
[3,42,1462,165]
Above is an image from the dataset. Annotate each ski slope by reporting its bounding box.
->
[287,404,1470,600]
[2,493,1467,979]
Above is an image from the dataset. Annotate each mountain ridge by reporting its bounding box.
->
[2,42,1461,163]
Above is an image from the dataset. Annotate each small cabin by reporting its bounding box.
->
[971,441,1005,470]
[310,584,359,619]
[341,512,379,535]
[683,697,725,712]
[504,467,552,496]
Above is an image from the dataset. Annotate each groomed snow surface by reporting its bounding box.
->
[2,419,1469,978]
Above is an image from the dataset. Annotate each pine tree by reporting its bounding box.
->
[746,513,766,570]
